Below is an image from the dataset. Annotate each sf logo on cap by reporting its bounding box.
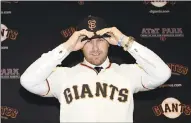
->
[88,19,96,30]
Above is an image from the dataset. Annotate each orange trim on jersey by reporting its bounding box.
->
[80,63,94,70]
[106,63,112,69]
[140,76,151,90]
[80,62,111,74]
[42,79,50,96]
[141,82,150,90]
[80,63,98,74]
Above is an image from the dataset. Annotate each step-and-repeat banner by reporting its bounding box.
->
[1,1,191,123]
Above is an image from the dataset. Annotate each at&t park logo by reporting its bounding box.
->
[1,24,19,50]
[1,68,20,79]
[144,0,176,14]
[1,106,19,119]
[140,28,184,41]
[153,97,191,119]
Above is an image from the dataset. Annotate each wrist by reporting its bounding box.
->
[64,40,75,52]
[51,42,71,61]
[121,36,135,51]
[117,35,125,47]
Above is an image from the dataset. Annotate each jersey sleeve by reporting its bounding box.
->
[119,63,170,93]
[43,67,68,98]
[20,43,71,98]
[119,64,148,93]
[120,64,155,93]
[119,41,171,93]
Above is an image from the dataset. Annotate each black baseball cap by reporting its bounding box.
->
[76,15,111,41]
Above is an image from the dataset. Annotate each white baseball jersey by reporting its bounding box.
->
[20,41,171,122]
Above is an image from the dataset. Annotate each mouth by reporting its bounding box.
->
[91,52,102,56]
[91,53,100,56]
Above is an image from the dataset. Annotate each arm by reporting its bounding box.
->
[121,37,171,93]
[20,30,94,97]
[20,42,71,97]
[96,27,171,93]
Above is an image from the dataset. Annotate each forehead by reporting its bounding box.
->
[91,37,105,41]
[83,38,105,42]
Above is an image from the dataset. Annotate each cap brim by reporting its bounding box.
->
[81,34,111,41]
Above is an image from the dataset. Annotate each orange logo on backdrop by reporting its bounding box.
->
[1,106,19,119]
[88,20,96,30]
[61,27,76,38]
[152,97,191,119]
[1,24,19,42]
[167,63,189,76]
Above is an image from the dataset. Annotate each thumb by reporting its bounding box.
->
[81,40,88,45]
[78,35,86,41]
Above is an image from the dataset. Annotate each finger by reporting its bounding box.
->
[105,32,114,37]
[108,37,116,42]
[105,36,116,42]
[79,29,94,38]
[102,37,109,42]
[103,37,110,41]
[78,35,86,40]
[96,28,112,36]
[86,31,94,38]
[80,40,88,48]
[81,40,88,45]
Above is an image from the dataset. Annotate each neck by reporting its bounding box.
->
[82,57,110,69]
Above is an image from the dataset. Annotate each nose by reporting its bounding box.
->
[92,40,99,51]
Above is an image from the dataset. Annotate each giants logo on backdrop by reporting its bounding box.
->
[1,68,20,79]
[167,63,188,76]
[144,0,176,14]
[140,28,184,41]
[61,26,76,39]
[159,63,188,88]
[152,97,191,119]
[1,106,19,119]
[1,24,19,50]
[1,24,18,42]
[78,1,84,5]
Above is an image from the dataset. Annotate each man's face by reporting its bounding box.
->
[82,38,109,66]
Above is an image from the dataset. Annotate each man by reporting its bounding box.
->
[20,15,171,122]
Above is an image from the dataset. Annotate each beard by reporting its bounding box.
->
[86,51,107,66]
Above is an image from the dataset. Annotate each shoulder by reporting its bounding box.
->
[111,63,139,70]
[49,66,69,77]
[52,66,70,72]
[52,63,85,74]
[111,63,143,75]
[120,63,141,69]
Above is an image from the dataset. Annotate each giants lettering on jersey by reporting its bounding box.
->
[63,82,129,104]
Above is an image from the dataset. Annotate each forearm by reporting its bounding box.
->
[123,37,171,87]
[20,42,71,93]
